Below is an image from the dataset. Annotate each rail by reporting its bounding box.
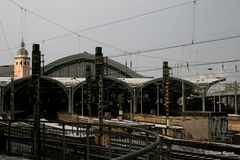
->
[1,119,240,160]
[0,119,161,160]
[161,136,240,160]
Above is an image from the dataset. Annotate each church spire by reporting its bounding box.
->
[21,37,25,48]
[17,38,28,56]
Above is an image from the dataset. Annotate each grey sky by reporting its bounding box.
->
[0,0,240,82]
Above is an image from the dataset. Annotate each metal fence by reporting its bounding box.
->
[0,120,161,160]
[1,119,240,160]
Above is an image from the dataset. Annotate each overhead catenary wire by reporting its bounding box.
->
[6,0,197,55]
[177,71,240,80]
[2,0,239,61]
[135,59,240,73]
[0,20,14,58]
[11,0,195,43]
[107,57,240,78]
[3,0,240,81]
[192,0,197,44]
[137,54,186,63]
[110,34,240,58]
[8,0,127,53]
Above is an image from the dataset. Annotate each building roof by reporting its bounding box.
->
[43,52,143,78]
[0,77,12,87]
[206,90,240,96]
[117,78,153,87]
[182,77,226,89]
[51,77,85,87]
[16,41,28,56]
[0,65,13,77]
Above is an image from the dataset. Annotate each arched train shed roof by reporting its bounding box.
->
[43,52,143,78]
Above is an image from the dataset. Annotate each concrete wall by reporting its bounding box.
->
[183,116,209,141]
[182,112,228,142]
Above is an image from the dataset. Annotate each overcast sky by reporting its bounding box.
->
[1,0,240,83]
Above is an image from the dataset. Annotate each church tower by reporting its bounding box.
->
[14,39,30,79]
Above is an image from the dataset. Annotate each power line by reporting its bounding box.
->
[74,0,195,32]
[6,0,196,54]
[137,54,185,63]
[0,20,14,58]
[14,0,194,42]
[110,34,240,58]
[8,0,127,53]
[178,70,240,79]
[192,0,197,44]
[135,59,240,73]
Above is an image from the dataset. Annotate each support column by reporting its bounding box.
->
[140,87,143,114]
[231,96,234,110]
[133,88,137,113]
[68,87,73,114]
[32,43,41,160]
[130,99,133,121]
[1,87,4,113]
[213,95,216,112]
[235,81,238,115]
[10,79,14,119]
[0,87,2,114]
[182,81,186,112]
[202,88,206,112]
[156,83,160,116]
[98,75,104,135]
[219,90,221,112]
[81,85,84,116]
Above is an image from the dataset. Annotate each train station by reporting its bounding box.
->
[0,41,235,119]
[0,43,240,159]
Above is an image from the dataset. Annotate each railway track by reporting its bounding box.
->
[1,120,240,160]
[170,150,240,160]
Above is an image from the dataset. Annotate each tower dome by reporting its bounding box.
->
[17,40,28,56]
[14,39,30,79]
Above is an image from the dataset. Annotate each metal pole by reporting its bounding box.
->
[98,75,104,136]
[202,88,206,112]
[86,125,90,160]
[128,129,132,153]
[157,84,160,116]
[43,124,46,160]
[62,124,65,160]
[182,81,185,112]
[213,95,216,112]
[41,54,45,74]
[163,61,170,135]
[1,87,4,113]
[146,133,150,160]
[141,87,143,114]
[32,44,41,160]
[219,90,221,112]
[130,99,132,121]
[133,88,137,113]
[108,127,112,159]
[71,87,74,114]
[8,120,11,154]
[81,85,84,116]
[33,78,40,160]
[0,87,2,114]
[68,87,73,114]
[10,78,14,119]
[86,65,92,117]
[235,81,238,115]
